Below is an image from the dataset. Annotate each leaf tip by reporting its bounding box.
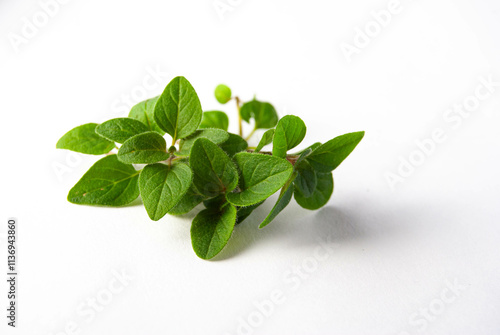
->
[258,222,268,229]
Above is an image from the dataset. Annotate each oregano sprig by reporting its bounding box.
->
[57,76,364,260]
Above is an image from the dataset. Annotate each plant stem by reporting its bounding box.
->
[235,96,243,137]
[161,155,183,167]
[245,127,257,141]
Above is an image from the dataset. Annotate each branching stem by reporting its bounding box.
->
[235,96,243,137]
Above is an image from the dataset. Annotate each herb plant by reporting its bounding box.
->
[57,77,364,259]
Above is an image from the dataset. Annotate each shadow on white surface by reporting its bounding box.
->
[213,203,393,261]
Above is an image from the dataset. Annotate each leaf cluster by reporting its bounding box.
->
[57,77,364,259]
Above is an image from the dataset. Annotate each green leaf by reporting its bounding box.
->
[236,201,264,224]
[139,162,193,221]
[190,138,239,198]
[240,100,278,129]
[200,111,229,131]
[67,155,139,206]
[214,84,232,104]
[117,132,169,164]
[169,186,205,215]
[95,118,150,144]
[307,131,365,173]
[294,148,313,167]
[56,123,115,155]
[294,160,317,197]
[203,194,227,209]
[219,133,248,157]
[294,172,334,210]
[178,129,230,156]
[226,153,293,207]
[191,204,237,259]
[255,129,275,153]
[128,96,165,134]
[272,115,307,158]
[154,76,203,141]
[293,142,321,155]
[259,176,296,228]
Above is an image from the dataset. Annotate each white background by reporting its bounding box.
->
[1,0,500,334]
